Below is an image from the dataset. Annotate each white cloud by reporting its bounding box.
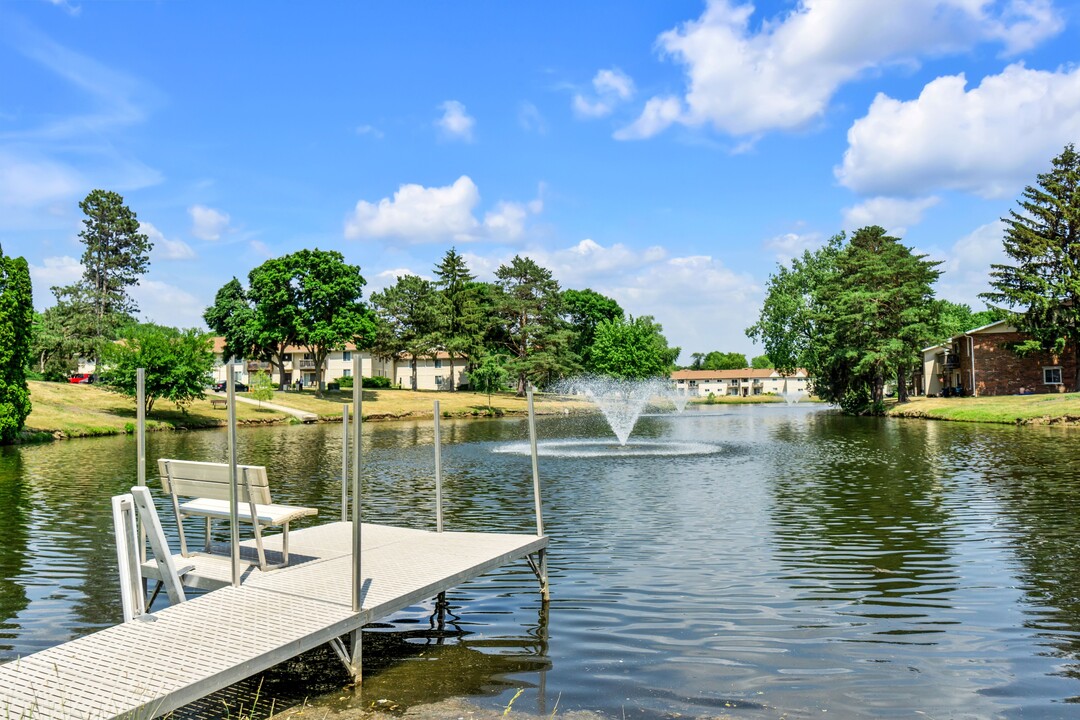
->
[29,255,83,307]
[0,151,83,208]
[131,280,205,329]
[345,176,543,244]
[141,221,195,261]
[614,97,683,140]
[436,100,475,142]
[838,63,1080,199]
[518,102,548,134]
[932,220,1009,308]
[842,196,941,235]
[623,0,1062,138]
[189,205,231,241]
[764,231,824,262]
[573,68,636,119]
[355,124,384,139]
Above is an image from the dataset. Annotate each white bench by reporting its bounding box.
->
[158,458,318,570]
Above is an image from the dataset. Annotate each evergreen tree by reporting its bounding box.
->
[0,245,34,442]
[370,274,439,390]
[982,144,1080,390]
[57,190,152,361]
[494,256,578,394]
[432,248,482,390]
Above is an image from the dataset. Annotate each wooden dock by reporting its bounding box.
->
[0,521,547,720]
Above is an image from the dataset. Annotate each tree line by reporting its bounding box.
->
[747,143,1080,414]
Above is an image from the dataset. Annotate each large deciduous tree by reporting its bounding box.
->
[588,315,680,380]
[0,245,33,443]
[97,324,215,414]
[982,144,1080,391]
[370,274,439,390]
[562,288,624,372]
[494,256,577,395]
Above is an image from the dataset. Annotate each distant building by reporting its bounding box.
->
[670,368,811,397]
[916,320,1075,397]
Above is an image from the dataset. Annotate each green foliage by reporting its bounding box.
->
[364,375,392,389]
[249,371,274,406]
[336,375,354,388]
[371,274,439,390]
[469,354,510,408]
[705,392,717,404]
[432,248,484,390]
[562,288,624,370]
[935,300,1002,343]
[982,143,1080,390]
[494,255,579,393]
[588,315,680,379]
[750,354,773,369]
[0,247,33,443]
[703,351,748,370]
[244,249,375,391]
[98,324,215,414]
[748,228,941,415]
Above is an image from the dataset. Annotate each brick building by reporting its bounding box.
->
[917,321,1076,397]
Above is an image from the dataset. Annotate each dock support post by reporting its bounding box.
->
[526,388,549,601]
[136,369,148,569]
[341,405,349,523]
[351,356,364,682]
[228,365,240,587]
[434,400,443,532]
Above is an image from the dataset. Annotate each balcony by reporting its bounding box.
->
[298,359,317,370]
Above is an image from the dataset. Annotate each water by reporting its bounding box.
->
[2,407,1080,718]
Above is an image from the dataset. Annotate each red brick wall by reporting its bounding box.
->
[955,331,1076,396]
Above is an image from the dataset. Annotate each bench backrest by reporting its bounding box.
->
[157,459,272,505]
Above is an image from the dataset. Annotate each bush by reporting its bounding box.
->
[365,375,392,389]
[336,376,353,389]
[705,392,717,404]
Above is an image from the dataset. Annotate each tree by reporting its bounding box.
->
[982,144,1080,390]
[371,274,439,390]
[562,288,624,371]
[689,352,706,370]
[750,354,773,369]
[249,370,274,407]
[432,248,484,391]
[469,353,509,409]
[203,278,259,365]
[701,351,748,370]
[936,300,1002,343]
[244,250,375,392]
[588,315,680,379]
[494,256,578,394]
[55,190,152,362]
[0,245,33,443]
[97,324,215,414]
[747,234,843,374]
[814,226,942,411]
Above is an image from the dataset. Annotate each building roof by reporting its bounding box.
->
[671,368,808,380]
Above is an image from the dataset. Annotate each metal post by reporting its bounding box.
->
[526,387,544,537]
[227,365,240,587]
[350,356,363,681]
[136,368,147,563]
[434,400,443,533]
[342,405,349,523]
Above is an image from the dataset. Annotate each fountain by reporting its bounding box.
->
[780,377,805,405]
[493,376,719,458]
[666,385,691,413]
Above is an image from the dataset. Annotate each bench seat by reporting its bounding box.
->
[179,498,317,526]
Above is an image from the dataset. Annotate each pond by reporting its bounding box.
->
[1,405,1079,719]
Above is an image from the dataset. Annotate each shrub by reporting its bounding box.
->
[336,375,354,389]
[365,375,392,389]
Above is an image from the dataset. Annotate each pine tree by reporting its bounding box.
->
[432,248,481,391]
[982,144,1080,390]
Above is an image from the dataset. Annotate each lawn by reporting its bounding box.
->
[887,392,1080,424]
[248,386,595,420]
[24,381,288,440]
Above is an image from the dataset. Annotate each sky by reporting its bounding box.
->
[2,1,1079,363]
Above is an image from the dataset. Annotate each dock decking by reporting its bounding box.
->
[0,521,547,720]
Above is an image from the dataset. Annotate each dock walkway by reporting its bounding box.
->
[0,521,547,720]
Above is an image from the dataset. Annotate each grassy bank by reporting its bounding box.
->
[18,381,596,442]
[23,381,289,440]
[242,385,595,421]
[887,392,1080,425]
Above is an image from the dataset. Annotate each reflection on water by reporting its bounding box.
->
[1,406,1080,718]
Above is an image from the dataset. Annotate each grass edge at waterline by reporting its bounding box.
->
[886,392,1080,425]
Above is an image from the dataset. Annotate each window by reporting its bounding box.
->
[435,359,443,369]
[435,375,443,386]
[342,368,352,377]
[283,353,292,362]
[1044,366,1063,385]
[343,351,352,362]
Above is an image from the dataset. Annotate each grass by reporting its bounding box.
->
[886,392,1080,425]
[17,382,595,443]
[22,380,289,441]
[248,386,595,421]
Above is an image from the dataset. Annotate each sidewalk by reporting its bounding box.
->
[216,392,318,423]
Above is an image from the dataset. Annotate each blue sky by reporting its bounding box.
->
[2,1,1079,362]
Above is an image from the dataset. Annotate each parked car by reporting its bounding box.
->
[212,380,248,392]
[68,373,93,384]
